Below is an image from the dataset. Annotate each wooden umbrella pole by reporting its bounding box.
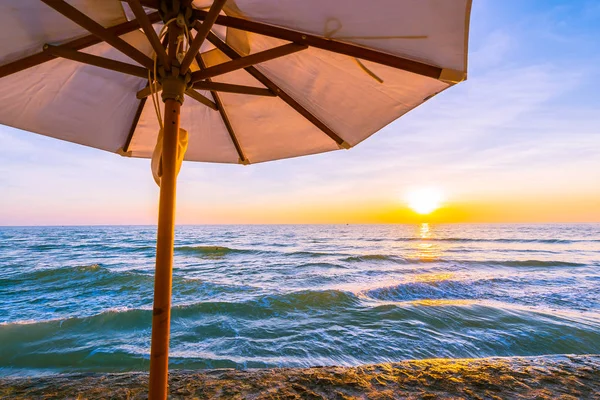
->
[149,97,180,399]
[149,16,184,398]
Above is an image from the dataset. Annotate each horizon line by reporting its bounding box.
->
[1,222,599,228]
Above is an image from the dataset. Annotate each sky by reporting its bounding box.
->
[1,0,599,225]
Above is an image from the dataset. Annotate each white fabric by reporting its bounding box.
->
[225,0,470,71]
[0,29,152,152]
[0,0,471,164]
[151,128,189,186]
[240,34,450,148]
[0,0,126,65]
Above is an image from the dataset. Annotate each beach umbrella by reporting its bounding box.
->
[0,0,471,398]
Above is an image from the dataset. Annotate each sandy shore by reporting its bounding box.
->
[1,355,599,399]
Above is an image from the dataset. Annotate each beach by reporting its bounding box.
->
[2,355,599,399]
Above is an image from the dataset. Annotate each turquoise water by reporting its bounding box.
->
[1,224,599,376]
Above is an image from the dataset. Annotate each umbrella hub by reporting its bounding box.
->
[154,1,196,104]
[158,64,191,104]
[159,0,195,29]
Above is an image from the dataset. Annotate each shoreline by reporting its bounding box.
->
[1,354,599,399]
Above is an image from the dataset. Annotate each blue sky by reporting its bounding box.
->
[1,0,599,225]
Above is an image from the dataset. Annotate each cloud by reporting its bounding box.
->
[470,30,513,70]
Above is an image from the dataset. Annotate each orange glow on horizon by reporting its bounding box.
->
[12,191,597,225]
[174,194,600,225]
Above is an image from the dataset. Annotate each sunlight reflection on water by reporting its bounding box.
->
[414,223,442,261]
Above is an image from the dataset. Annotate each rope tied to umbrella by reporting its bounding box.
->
[148,17,191,187]
[323,17,429,84]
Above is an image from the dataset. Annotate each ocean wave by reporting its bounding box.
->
[2,264,112,282]
[439,259,588,268]
[125,245,157,253]
[360,279,478,302]
[0,290,359,331]
[343,254,408,263]
[287,251,335,258]
[295,262,349,269]
[27,242,158,254]
[0,263,263,310]
[486,260,586,267]
[16,279,591,336]
[2,296,600,373]
[175,247,340,259]
[358,274,599,314]
[175,245,253,257]
[0,264,198,292]
[0,307,152,334]
[340,255,587,268]
[394,237,599,244]
[173,289,360,318]
[27,243,62,251]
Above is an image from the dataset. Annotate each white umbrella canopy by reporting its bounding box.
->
[0,0,471,164]
[0,0,471,398]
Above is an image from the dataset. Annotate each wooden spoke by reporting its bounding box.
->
[193,81,275,97]
[126,0,169,69]
[122,97,148,153]
[40,0,154,69]
[0,12,160,80]
[194,10,442,79]
[135,37,169,99]
[206,32,349,148]
[185,89,218,110]
[137,81,275,99]
[137,85,160,99]
[190,43,307,82]
[180,0,228,74]
[195,54,249,164]
[214,90,249,165]
[43,45,148,78]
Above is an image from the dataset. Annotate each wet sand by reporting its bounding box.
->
[1,355,598,399]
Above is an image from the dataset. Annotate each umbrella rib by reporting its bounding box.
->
[180,0,228,74]
[206,32,349,148]
[40,0,154,70]
[194,10,443,80]
[196,53,249,165]
[122,97,148,154]
[43,45,149,78]
[185,89,218,110]
[125,35,167,154]
[125,0,169,69]
[137,85,162,99]
[190,43,307,83]
[193,82,276,97]
[137,82,275,99]
[0,12,160,80]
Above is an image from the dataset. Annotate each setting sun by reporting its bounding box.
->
[406,188,444,215]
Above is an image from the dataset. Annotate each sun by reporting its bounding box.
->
[406,188,444,215]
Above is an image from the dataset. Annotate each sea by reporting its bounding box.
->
[0,224,599,377]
